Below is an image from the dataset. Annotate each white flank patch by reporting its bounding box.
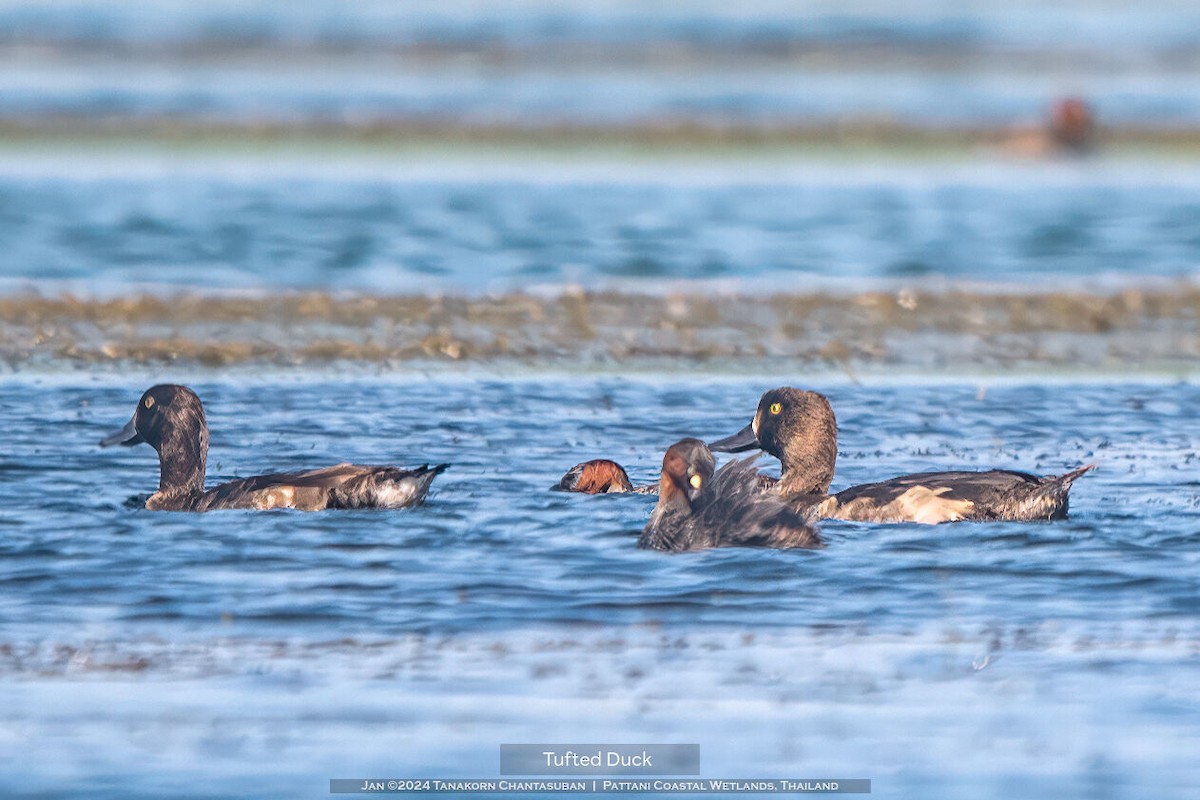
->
[372,481,420,509]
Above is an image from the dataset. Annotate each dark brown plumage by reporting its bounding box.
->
[638,439,822,552]
[820,465,1095,523]
[709,386,1094,524]
[708,388,837,498]
[100,384,446,512]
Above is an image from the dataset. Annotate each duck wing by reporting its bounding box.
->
[198,462,448,511]
[641,456,821,551]
[825,465,1095,523]
[698,457,821,549]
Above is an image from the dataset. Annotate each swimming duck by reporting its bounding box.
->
[709,387,1094,524]
[556,459,634,493]
[100,384,447,511]
[557,457,779,495]
[638,439,822,552]
[556,459,660,494]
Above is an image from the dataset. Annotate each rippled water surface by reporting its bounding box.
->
[5,3,1200,794]
[2,375,1198,798]
[5,166,1200,294]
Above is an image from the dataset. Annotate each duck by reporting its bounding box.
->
[100,384,447,512]
[556,459,634,493]
[1003,96,1097,158]
[709,387,1095,524]
[557,457,776,496]
[638,438,822,552]
[555,459,660,494]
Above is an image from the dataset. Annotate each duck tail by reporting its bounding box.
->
[1029,463,1096,520]
[408,463,449,497]
[418,463,451,478]
[1054,463,1098,489]
[332,463,449,509]
[382,462,449,508]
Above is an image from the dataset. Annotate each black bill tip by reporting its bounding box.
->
[99,418,144,448]
[707,422,760,453]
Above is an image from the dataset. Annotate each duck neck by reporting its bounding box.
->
[777,413,838,497]
[647,476,692,528]
[151,426,209,510]
[779,454,835,497]
[641,477,695,551]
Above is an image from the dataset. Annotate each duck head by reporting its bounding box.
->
[556,459,634,493]
[101,384,209,507]
[657,438,715,514]
[708,387,837,497]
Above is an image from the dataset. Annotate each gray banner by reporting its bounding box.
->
[501,744,701,775]
[330,778,872,793]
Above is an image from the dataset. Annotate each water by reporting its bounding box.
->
[2,375,1199,798]
[5,1,1200,125]
[4,2,1200,796]
[4,167,1200,295]
[3,146,1199,799]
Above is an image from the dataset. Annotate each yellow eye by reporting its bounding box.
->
[769,402,782,415]
[689,474,703,489]
[144,396,155,409]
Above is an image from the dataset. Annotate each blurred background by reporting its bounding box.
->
[2,0,1200,297]
[2,0,1199,372]
[4,6,1200,800]
[6,0,1200,143]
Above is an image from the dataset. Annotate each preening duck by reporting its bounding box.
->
[638,438,822,552]
[709,387,1094,524]
[101,384,447,512]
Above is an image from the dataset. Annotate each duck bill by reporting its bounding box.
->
[708,422,760,453]
[99,417,144,448]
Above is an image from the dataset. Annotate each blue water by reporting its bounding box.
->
[4,169,1200,294]
[5,0,1200,125]
[7,58,1200,127]
[2,375,1198,798]
[4,3,1200,796]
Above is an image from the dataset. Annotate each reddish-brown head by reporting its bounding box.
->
[1049,97,1095,151]
[557,459,634,493]
[658,438,716,511]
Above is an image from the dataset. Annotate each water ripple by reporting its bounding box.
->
[2,375,1198,797]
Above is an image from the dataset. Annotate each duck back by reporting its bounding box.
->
[197,463,448,511]
[640,456,821,552]
[822,465,1096,523]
